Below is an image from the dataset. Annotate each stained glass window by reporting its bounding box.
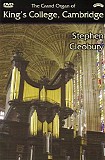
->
[96,40,105,132]
[73,53,83,110]
[73,53,86,136]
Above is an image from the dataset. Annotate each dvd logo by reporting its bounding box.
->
[93,3,104,8]
[3,3,14,8]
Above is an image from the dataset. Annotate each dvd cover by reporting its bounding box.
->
[0,0,105,160]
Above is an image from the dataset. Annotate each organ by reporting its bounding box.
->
[1,51,105,160]
[3,51,78,160]
[6,52,75,138]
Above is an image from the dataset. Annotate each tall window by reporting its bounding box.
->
[73,53,83,111]
[96,41,105,132]
[72,53,86,136]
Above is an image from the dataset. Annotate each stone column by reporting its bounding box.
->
[82,50,100,131]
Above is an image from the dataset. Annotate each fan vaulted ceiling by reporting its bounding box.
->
[0,23,102,109]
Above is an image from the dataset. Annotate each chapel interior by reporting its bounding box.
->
[0,23,105,160]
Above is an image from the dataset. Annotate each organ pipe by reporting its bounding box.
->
[40,86,46,101]
[53,113,59,138]
[10,66,16,100]
[30,110,38,136]
[10,66,20,100]
[33,110,38,136]
[14,68,20,99]
[66,79,73,109]
[47,88,61,104]
[23,81,39,101]
[30,116,34,135]
[48,122,52,132]
[43,121,48,134]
